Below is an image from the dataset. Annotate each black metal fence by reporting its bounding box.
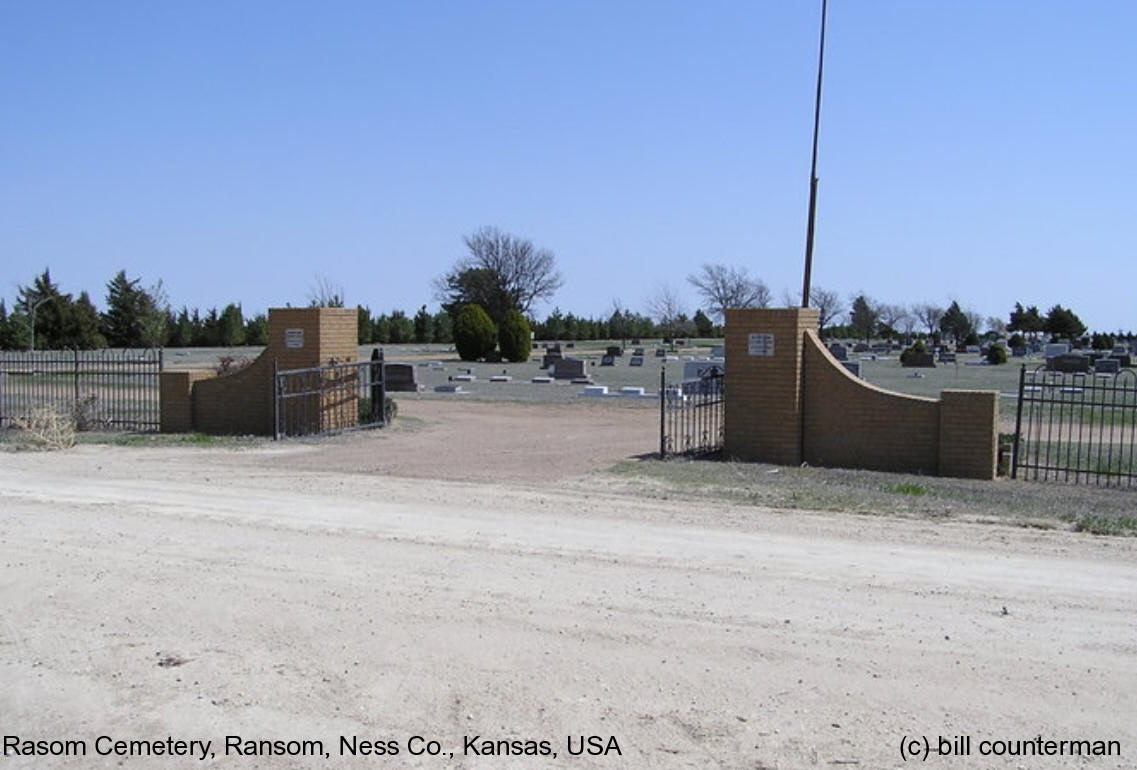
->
[0,349,163,432]
[1012,364,1137,486]
[274,350,386,439]
[660,365,724,458]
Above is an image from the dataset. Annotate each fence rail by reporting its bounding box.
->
[1012,364,1137,486]
[660,365,724,458]
[0,349,163,432]
[274,351,387,439]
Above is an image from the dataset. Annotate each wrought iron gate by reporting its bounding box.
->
[659,365,724,457]
[274,349,387,439]
[1012,364,1137,486]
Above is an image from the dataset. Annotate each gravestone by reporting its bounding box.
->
[1048,353,1090,373]
[605,345,623,357]
[938,351,957,363]
[632,347,645,357]
[710,345,725,359]
[852,343,870,353]
[383,362,419,392]
[841,360,862,378]
[549,357,586,380]
[541,347,564,368]
[1095,358,1121,375]
[599,354,615,366]
[675,339,686,346]
[1044,342,1070,358]
[630,338,641,345]
[655,348,666,358]
[629,356,644,367]
[683,361,724,380]
[1011,346,1027,358]
[828,344,848,361]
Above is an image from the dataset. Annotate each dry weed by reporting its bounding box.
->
[11,406,77,450]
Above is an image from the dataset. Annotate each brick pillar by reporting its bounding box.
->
[724,308,819,464]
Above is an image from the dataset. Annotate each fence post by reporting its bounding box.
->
[73,348,80,407]
[1011,363,1025,479]
[369,348,382,425]
[659,364,666,458]
[273,358,281,440]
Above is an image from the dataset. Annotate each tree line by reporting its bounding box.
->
[2,232,1124,353]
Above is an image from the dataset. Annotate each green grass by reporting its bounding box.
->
[887,482,929,496]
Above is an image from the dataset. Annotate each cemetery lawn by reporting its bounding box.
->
[2,397,1135,768]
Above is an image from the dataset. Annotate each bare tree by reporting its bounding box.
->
[808,287,842,337]
[686,263,770,323]
[876,303,908,340]
[434,226,563,323]
[309,274,345,308]
[645,282,686,337]
[913,303,945,336]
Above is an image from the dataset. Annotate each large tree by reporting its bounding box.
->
[808,287,842,337]
[1045,304,1086,341]
[101,270,167,348]
[913,303,945,337]
[686,263,770,323]
[848,294,879,343]
[435,226,562,324]
[645,283,686,338]
[939,301,974,345]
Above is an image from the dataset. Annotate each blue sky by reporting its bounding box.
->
[2,1,1134,332]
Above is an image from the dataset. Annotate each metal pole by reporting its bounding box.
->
[1011,364,1025,479]
[659,364,666,458]
[800,0,828,308]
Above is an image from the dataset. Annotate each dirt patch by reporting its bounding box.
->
[1,401,1135,769]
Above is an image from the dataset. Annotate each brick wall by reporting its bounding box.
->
[724,308,818,464]
[725,308,998,480]
[939,390,998,479]
[159,307,359,436]
[802,331,940,474]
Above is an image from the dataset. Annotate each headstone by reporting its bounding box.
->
[531,376,553,384]
[938,351,957,363]
[434,384,464,393]
[565,342,574,348]
[841,361,862,378]
[1048,353,1090,373]
[1044,342,1070,358]
[620,386,645,396]
[541,347,564,368]
[605,345,623,357]
[630,338,641,345]
[489,375,512,382]
[570,376,593,385]
[548,357,586,380]
[1095,358,1120,375]
[675,339,686,346]
[581,385,608,397]
[383,362,419,392]
[629,356,644,367]
[853,343,870,353]
[965,345,981,354]
[828,343,848,361]
[683,361,724,380]
[633,347,645,357]
[655,348,666,358]
[452,373,475,382]
[1011,346,1028,358]
[599,354,615,366]
[710,345,725,359]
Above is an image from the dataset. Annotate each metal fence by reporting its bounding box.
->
[659,365,725,458]
[274,350,387,439]
[0,349,163,432]
[1012,364,1137,486]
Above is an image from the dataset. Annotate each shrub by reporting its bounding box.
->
[453,304,497,361]
[986,344,1008,365]
[12,406,77,450]
[497,309,532,363]
[1008,333,1025,349]
[357,396,397,424]
[900,339,930,366]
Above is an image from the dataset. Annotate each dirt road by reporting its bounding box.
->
[2,401,1135,768]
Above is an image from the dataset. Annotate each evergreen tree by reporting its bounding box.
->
[413,305,434,344]
[357,306,373,344]
[849,294,879,343]
[244,313,268,345]
[217,304,245,346]
[69,291,106,349]
[431,311,452,344]
[693,309,714,337]
[498,309,531,363]
[939,301,974,345]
